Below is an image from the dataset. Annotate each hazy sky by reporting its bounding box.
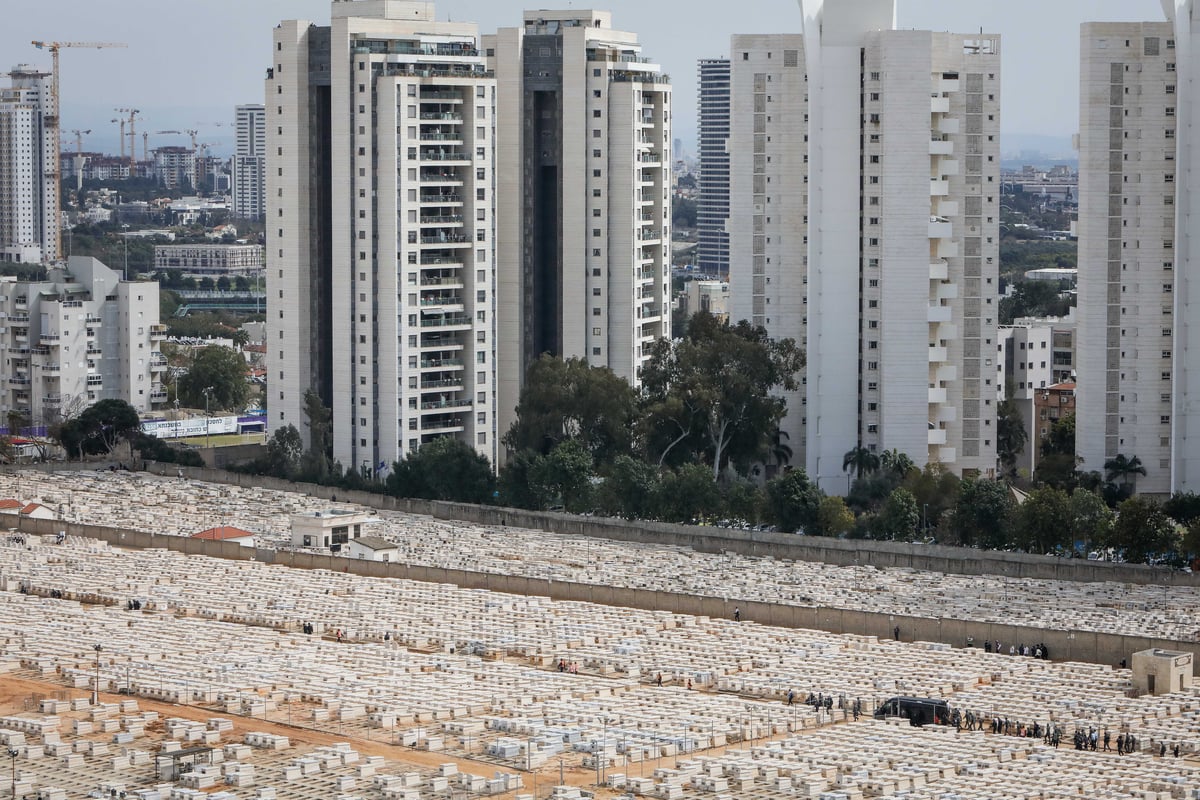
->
[4,0,1166,156]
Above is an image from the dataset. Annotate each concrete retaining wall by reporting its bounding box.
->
[15,514,1197,673]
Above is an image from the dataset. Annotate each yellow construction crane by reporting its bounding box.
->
[111,117,125,160]
[31,40,127,262]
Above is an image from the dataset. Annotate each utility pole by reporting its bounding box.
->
[92,643,102,704]
[203,386,214,449]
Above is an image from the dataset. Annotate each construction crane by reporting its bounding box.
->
[69,129,90,154]
[185,129,200,151]
[115,108,140,166]
[147,130,182,160]
[31,40,127,261]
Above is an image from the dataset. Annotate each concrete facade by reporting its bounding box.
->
[487,11,672,446]
[696,58,731,276]
[800,0,1001,492]
[268,0,498,472]
[727,35,809,467]
[1076,21,1177,495]
[0,65,57,265]
[0,256,164,421]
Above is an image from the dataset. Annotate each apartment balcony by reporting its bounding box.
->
[8,376,30,386]
[419,294,464,311]
[14,298,27,310]
[13,334,28,346]
[420,192,463,205]
[150,354,168,372]
[929,139,954,155]
[419,112,463,122]
[420,274,464,288]
[420,132,463,143]
[928,428,948,446]
[150,324,168,339]
[638,229,662,243]
[929,179,949,196]
[936,200,959,217]
[39,364,60,373]
[419,150,469,163]
[420,397,473,411]
[8,314,29,324]
[938,77,961,94]
[39,333,61,346]
[928,220,953,239]
[419,357,464,369]
[421,377,464,390]
[419,91,463,103]
[928,346,948,363]
[87,375,103,386]
[86,314,102,324]
[936,365,958,384]
[150,389,169,403]
[939,159,960,177]
[420,214,464,226]
[930,96,950,114]
[928,305,952,323]
[928,387,947,405]
[418,336,464,351]
[935,405,958,424]
[44,393,63,407]
[935,283,959,301]
[930,261,948,281]
[419,314,472,330]
[420,232,470,245]
[418,171,464,184]
[936,240,959,259]
[422,417,466,433]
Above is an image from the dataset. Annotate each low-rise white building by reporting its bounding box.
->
[343,535,399,562]
[153,244,264,277]
[289,509,379,553]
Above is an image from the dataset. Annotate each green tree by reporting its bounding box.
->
[999,280,1072,325]
[996,397,1028,475]
[1110,497,1178,564]
[815,495,855,537]
[1165,492,1200,526]
[877,488,920,541]
[765,468,822,534]
[265,424,303,478]
[386,436,495,504]
[298,390,336,483]
[1104,454,1147,495]
[1034,413,1080,490]
[176,346,250,411]
[842,446,881,483]
[1069,490,1115,553]
[497,450,542,510]
[951,479,1016,549]
[595,455,661,519]
[1015,486,1072,554]
[504,355,638,465]
[879,449,916,478]
[1182,520,1200,563]
[528,439,594,512]
[724,479,765,526]
[654,463,724,523]
[902,464,961,539]
[58,399,142,458]
[641,312,804,479]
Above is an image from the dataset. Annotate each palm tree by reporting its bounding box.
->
[768,427,793,469]
[1104,454,1147,492]
[880,448,915,477]
[843,445,881,482]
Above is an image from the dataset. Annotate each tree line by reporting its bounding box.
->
[245,312,1200,568]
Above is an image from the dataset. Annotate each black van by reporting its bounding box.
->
[873,696,950,727]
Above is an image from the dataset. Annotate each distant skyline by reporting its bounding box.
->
[3,0,1165,157]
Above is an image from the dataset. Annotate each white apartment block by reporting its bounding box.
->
[727,34,809,466]
[0,255,165,423]
[697,58,731,276]
[268,0,497,474]
[0,65,57,265]
[487,10,672,443]
[153,146,197,191]
[800,0,1001,493]
[231,104,266,220]
[154,244,265,276]
[1076,22,1177,495]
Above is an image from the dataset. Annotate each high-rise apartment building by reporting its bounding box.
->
[152,146,197,191]
[727,35,809,465]
[1077,12,1197,494]
[268,0,497,473]
[697,58,731,276]
[0,256,165,421]
[231,104,266,220]
[798,0,1001,493]
[0,65,57,265]
[486,11,672,442]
